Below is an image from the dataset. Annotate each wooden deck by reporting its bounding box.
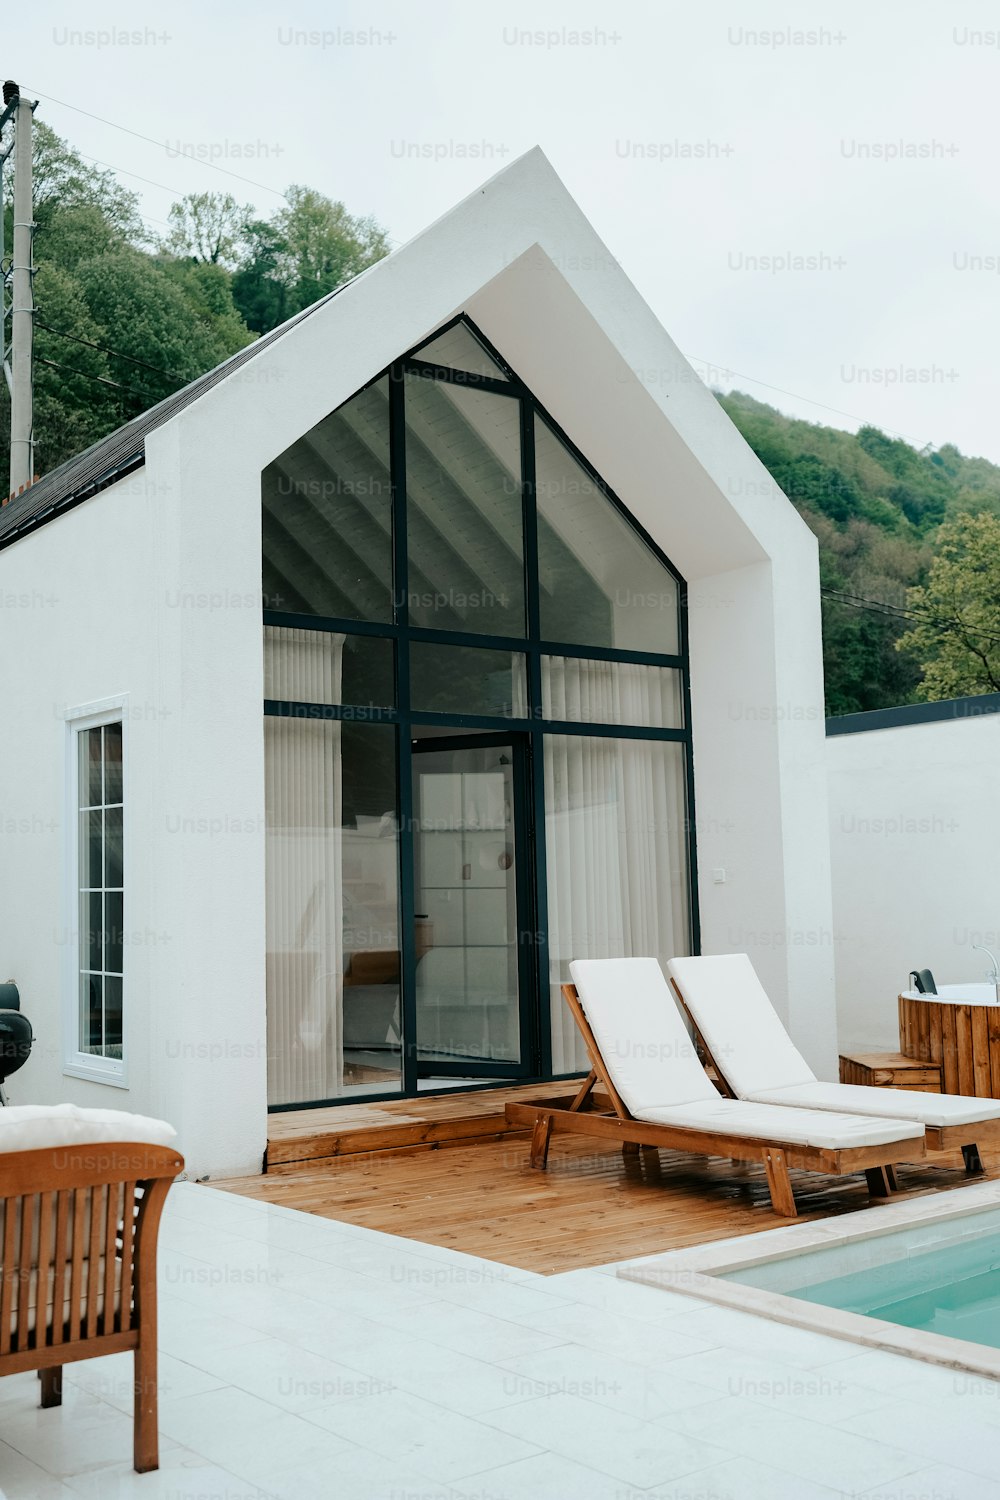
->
[214,1109,1000,1274]
[264,1080,578,1169]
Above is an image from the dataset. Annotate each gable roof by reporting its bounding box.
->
[0,147,808,581]
[0,284,350,550]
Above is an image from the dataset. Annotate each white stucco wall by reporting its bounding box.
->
[828,707,1000,1054]
[0,457,268,1180]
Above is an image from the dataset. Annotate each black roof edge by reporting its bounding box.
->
[827,692,1000,735]
[0,273,362,551]
[0,452,146,553]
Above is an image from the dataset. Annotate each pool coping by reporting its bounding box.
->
[616,1179,1000,1381]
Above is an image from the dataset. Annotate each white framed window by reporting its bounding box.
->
[63,695,129,1086]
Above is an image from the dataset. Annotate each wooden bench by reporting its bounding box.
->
[839,1052,942,1092]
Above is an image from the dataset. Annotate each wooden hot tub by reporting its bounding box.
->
[898,984,1000,1098]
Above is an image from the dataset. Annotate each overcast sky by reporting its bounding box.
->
[14,1,1000,461]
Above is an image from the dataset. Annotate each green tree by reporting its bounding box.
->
[159,258,256,353]
[2,262,116,476]
[228,184,393,333]
[33,201,122,273]
[856,425,949,528]
[230,218,288,333]
[717,392,934,712]
[29,121,142,240]
[73,247,253,428]
[804,509,924,713]
[896,512,1000,697]
[0,125,145,474]
[274,185,390,313]
[6,121,395,478]
[162,192,252,267]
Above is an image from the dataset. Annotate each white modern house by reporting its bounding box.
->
[0,149,836,1178]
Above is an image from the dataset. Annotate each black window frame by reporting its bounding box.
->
[264,314,700,1108]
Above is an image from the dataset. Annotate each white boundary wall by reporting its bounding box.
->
[828,707,1000,1055]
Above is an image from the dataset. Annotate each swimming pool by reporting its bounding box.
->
[722,1205,1000,1347]
[620,1181,1000,1378]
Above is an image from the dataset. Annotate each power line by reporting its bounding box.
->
[821,584,1000,648]
[821,585,916,621]
[22,86,288,202]
[74,148,202,211]
[685,353,930,449]
[36,355,160,404]
[36,321,184,383]
[11,87,963,454]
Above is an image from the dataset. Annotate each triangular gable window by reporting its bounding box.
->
[411,322,510,381]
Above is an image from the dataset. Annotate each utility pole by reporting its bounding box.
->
[2,80,34,497]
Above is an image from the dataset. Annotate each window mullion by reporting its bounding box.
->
[390,359,417,1096]
[521,396,542,721]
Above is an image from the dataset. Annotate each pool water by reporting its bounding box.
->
[719,1206,1000,1351]
[790,1238,1000,1345]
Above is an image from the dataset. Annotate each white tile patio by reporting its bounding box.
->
[1,1182,999,1500]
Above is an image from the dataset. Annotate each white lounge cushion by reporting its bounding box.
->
[752,1081,1000,1130]
[667,954,816,1095]
[569,958,923,1151]
[669,953,1000,1130]
[569,957,719,1115]
[641,1098,924,1150]
[0,1103,177,1154]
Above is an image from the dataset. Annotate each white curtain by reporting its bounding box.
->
[543,660,690,1072]
[264,629,345,1105]
[541,655,681,729]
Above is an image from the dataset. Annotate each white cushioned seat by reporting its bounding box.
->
[570,958,719,1116]
[666,954,816,1095]
[642,1098,923,1150]
[0,1103,177,1154]
[569,958,923,1150]
[752,1080,1000,1129]
[668,953,1000,1131]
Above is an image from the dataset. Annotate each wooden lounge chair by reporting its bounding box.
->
[668,953,1000,1173]
[506,958,926,1217]
[0,1104,184,1473]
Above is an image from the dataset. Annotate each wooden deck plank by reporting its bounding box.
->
[211,1134,1000,1275]
[266,1080,584,1166]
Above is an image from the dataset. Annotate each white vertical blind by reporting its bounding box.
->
[545,725,690,1073]
[541,656,682,728]
[264,626,345,703]
[264,631,345,1105]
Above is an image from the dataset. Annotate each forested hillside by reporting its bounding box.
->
[7,122,1000,714]
[716,393,1000,714]
[1,123,388,477]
